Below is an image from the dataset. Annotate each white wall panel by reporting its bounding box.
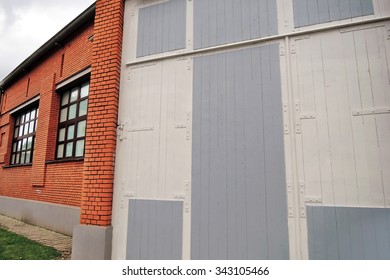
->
[291,23,390,208]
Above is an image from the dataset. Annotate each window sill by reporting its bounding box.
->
[2,163,33,169]
[45,158,84,165]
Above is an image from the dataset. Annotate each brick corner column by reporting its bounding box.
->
[72,0,124,260]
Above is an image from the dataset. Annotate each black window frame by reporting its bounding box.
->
[56,80,89,160]
[10,104,39,166]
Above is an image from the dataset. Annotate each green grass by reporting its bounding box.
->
[0,227,61,260]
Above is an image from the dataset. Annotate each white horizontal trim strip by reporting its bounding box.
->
[56,67,91,90]
[126,16,390,67]
[9,95,40,115]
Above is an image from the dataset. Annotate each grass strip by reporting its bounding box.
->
[0,227,61,260]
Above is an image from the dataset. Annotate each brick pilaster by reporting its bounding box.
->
[80,0,124,226]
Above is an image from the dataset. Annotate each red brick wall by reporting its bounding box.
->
[80,0,124,226]
[0,20,94,207]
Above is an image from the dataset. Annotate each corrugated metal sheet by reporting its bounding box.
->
[292,0,374,27]
[137,0,186,57]
[193,0,278,49]
[191,44,289,260]
[126,199,183,260]
[307,206,390,259]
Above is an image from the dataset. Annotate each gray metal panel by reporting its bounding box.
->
[318,0,331,24]
[249,0,260,39]
[339,0,351,19]
[328,0,342,21]
[265,45,290,259]
[224,0,234,45]
[361,0,374,15]
[136,0,186,57]
[191,57,202,258]
[216,0,226,46]
[175,0,187,50]
[293,0,374,27]
[149,4,158,55]
[267,0,278,36]
[259,0,270,38]
[137,7,146,57]
[191,45,289,260]
[126,199,183,260]
[209,0,218,47]
[155,3,164,54]
[307,206,390,260]
[162,1,171,52]
[193,0,278,50]
[307,0,320,26]
[349,0,363,18]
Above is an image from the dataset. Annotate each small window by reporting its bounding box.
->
[11,107,39,165]
[56,81,89,159]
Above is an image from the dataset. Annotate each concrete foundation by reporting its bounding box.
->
[71,225,113,260]
[0,196,79,236]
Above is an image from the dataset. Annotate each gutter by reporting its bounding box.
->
[0,3,96,91]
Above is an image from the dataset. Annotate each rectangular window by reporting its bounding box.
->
[11,106,39,165]
[56,81,89,159]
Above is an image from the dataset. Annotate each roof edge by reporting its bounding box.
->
[0,3,96,90]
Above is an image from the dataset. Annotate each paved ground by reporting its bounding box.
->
[0,214,72,260]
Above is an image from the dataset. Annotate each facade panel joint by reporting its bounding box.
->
[294,101,301,134]
[299,181,306,218]
[287,181,294,218]
[352,107,390,116]
[283,103,290,135]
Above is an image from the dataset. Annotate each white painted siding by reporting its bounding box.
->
[290,23,390,208]
[113,0,390,260]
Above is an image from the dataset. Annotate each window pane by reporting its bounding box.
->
[57,144,64,158]
[25,112,30,122]
[25,151,31,164]
[70,88,78,102]
[68,104,77,120]
[16,116,20,125]
[20,115,25,123]
[36,108,39,117]
[79,100,88,117]
[11,154,15,165]
[30,109,36,119]
[12,143,17,153]
[77,120,86,138]
[27,137,33,149]
[67,125,75,140]
[61,91,70,106]
[15,153,20,164]
[20,152,26,164]
[80,82,89,98]
[65,143,73,157]
[22,138,27,150]
[29,121,35,134]
[17,141,22,151]
[60,108,68,122]
[23,123,29,135]
[75,140,85,157]
[59,128,66,142]
[18,125,24,137]
[14,127,19,138]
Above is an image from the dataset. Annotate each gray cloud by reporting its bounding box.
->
[0,0,95,81]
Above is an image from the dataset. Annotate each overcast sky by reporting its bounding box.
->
[0,0,96,81]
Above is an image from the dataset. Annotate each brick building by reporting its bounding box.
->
[1,0,390,260]
[0,0,123,259]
